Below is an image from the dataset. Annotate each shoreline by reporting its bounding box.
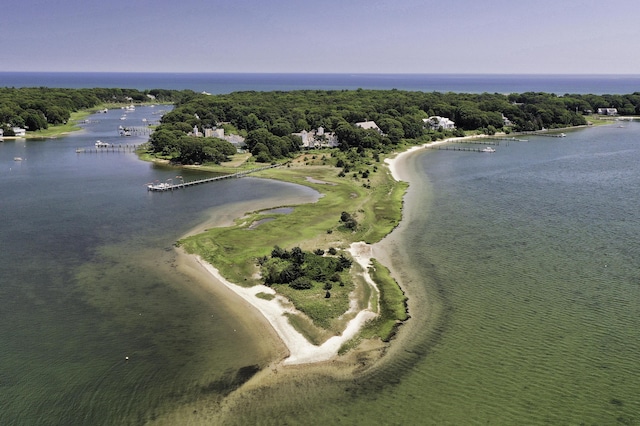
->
[177,137,452,368]
[172,125,597,369]
[184,242,379,365]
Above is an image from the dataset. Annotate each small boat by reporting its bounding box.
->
[481,147,496,153]
[13,157,23,161]
[95,140,110,148]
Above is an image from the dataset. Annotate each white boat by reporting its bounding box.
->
[13,157,23,161]
[95,140,110,148]
[481,147,496,153]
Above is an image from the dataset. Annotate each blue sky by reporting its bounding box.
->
[3,0,639,74]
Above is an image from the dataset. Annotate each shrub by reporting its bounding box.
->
[290,277,313,290]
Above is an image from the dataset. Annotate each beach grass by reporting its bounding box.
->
[178,152,407,334]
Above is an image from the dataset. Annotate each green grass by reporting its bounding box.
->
[178,154,408,337]
[28,111,92,138]
[360,259,409,341]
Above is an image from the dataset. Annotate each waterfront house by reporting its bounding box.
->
[597,108,618,116]
[293,127,339,148]
[423,116,456,130]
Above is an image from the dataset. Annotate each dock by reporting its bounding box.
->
[458,140,501,145]
[522,132,567,138]
[426,146,495,153]
[76,144,142,153]
[147,163,284,191]
[119,126,151,136]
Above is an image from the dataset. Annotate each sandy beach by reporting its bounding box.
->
[177,138,453,368]
[187,242,378,365]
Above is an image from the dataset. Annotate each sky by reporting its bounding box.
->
[2,0,639,74]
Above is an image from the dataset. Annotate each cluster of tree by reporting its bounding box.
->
[149,128,237,164]
[0,87,191,133]
[258,245,353,293]
[340,211,358,230]
[153,89,640,160]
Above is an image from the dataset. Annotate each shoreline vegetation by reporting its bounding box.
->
[5,87,637,370]
[175,148,411,367]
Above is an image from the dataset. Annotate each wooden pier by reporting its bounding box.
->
[484,137,529,142]
[147,164,284,192]
[522,132,567,138]
[119,126,152,136]
[425,145,495,153]
[458,140,501,145]
[76,144,141,153]
[75,144,142,153]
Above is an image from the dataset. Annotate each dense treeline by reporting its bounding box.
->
[150,89,640,162]
[0,87,191,134]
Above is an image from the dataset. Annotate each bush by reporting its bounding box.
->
[290,277,313,290]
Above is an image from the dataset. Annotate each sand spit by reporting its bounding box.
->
[192,240,378,365]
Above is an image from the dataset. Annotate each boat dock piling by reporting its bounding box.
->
[147,163,284,192]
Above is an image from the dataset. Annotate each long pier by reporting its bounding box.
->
[521,132,567,138]
[76,144,142,153]
[147,164,284,192]
[426,146,495,153]
[458,140,501,145]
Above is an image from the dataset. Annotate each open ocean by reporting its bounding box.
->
[1,74,639,424]
[1,72,640,94]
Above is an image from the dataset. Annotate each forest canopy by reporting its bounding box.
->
[148,89,640,163]
[0,87,191,134]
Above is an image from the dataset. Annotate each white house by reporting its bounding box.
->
[597,108,618,116]
[293,127,340,148]
[423,116,455,130]
[12,127,26,137]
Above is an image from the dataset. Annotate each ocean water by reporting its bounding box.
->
[1,75,640,424]
[1,72,640,94]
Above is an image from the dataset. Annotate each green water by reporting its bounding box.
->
[0,107,320,425]
[2,113,639,425]
[204,124,640,425]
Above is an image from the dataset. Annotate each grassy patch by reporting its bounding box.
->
[179,151,408,334]
[360,259,408,342]
[255,292,275,301]
[284,313,333,346]
[28,111,91,138]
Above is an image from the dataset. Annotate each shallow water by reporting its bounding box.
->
[0,107,319,425]
[200,123,640,425]
[2,112,639,425]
